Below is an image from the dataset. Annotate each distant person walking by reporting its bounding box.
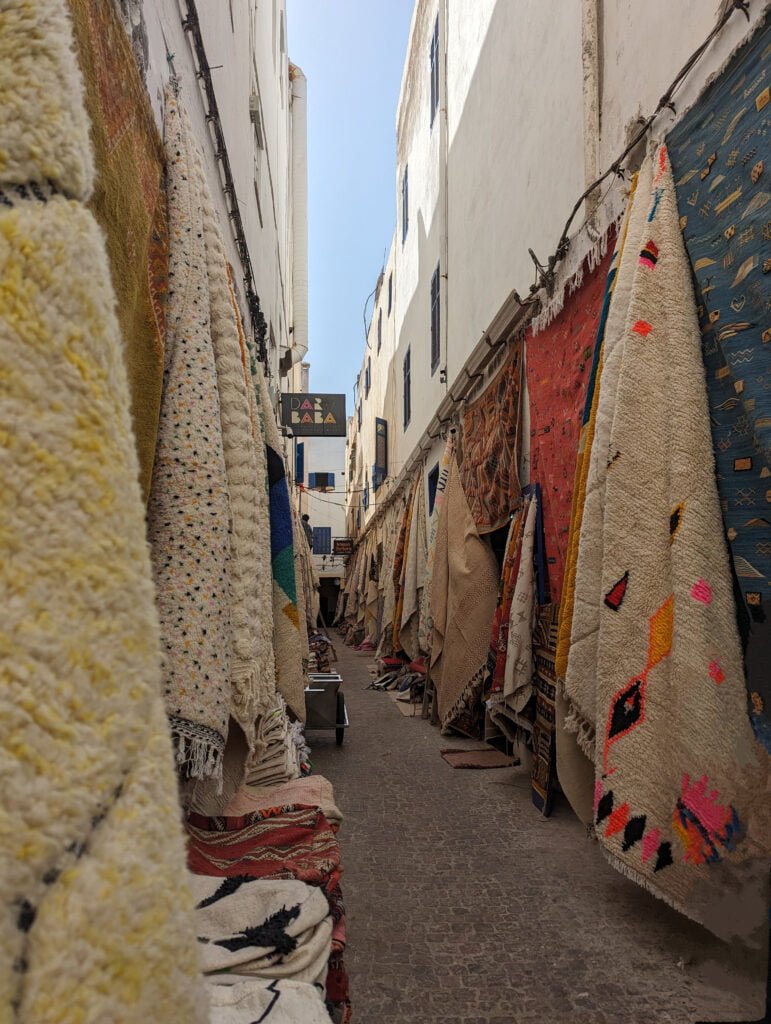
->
[302,513,314,549]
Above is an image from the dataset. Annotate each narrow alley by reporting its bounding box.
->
[312,645,766,1024]
[1,1,769,1023]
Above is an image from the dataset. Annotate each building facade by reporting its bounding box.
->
[123,0,307,392]
[347,0,765,539]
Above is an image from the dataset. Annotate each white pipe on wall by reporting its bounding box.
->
[582,0,602,218]
[290,64,309,364]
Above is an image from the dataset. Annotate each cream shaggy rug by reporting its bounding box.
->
[0,2,205,1020]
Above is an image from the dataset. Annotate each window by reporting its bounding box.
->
[403,347,411,429]
[373,418,388,490]
[365,356,371,397]
[295,442,304,485]
[430,17,439,127]
[428,462,440,516]
[362,475,370,511]
[308,472,335,490]
[387,274,393,315]
[377,310,382,353]
[357,402,362,429]
[401,166,409,243]
[312,527,331,555]
[430,262,441,373]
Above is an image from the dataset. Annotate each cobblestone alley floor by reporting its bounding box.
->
[310,643,766,1024]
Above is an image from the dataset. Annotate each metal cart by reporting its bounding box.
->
[305,673,349,746]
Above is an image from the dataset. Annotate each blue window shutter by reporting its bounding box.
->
[308,472,316,488]
[312,526,331,555]
[295,442,304,484]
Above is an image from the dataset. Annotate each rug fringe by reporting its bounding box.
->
[173,731,223,782]
[563,703,596,759]
[441,662,487,732]
[531,206,624,337]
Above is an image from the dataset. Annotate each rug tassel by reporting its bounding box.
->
[173,732,223,781]
[562,704,596,759]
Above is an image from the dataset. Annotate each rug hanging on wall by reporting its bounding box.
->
[485,505,526,697]
[564,145,766,943]
[526,242,615,605]
[554,174,640,826]
[0,3,205,1018]
[668,16,771,753]
[147,89,234,783]
[459,342,523,534]
[420,432,456,651]
[401,470,428,659]
[259,368,306,722]
[430,452,500,737]
[68,0,168,502]
[391,480,417,653]
[530,603,560,816]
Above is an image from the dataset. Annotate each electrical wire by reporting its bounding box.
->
[344,0,752,545]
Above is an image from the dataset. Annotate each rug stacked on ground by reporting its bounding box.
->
[208,979,331,1024]
[194,875,332,985]
[562,145,766,942]
[193,875,333,1023]
[668,18,771,754]
[0,2,205,1019]
[187,783,352,1022]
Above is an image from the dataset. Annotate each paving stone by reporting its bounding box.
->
[310,644,766,1024]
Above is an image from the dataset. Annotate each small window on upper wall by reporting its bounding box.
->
[403,347,411,429]
[430,262,441,373]
[387,274,393,316]
[429,16,439,127]
[401,166,409,243]
[377,310,382,353]
[365,356,371,397]
[427,462,440,516]
[357,402,362,429]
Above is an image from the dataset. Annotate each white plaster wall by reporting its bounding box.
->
[599,0,768,169]
[393,0,445,467]
[139,0,298,383]
[346,0,764,544]
[446,0,585,382]
[299,435,347,578]
[354,235,400,533]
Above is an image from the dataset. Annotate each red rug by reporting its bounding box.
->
[526,244,614,604]
[187,804,350,1015]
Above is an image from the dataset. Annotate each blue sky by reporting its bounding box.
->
[286,0,414,402]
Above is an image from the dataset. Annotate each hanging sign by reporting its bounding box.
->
[333,538,354,556]
[281,393,347,436]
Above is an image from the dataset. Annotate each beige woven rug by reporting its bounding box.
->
[430,452,500,732]
[563,146,766,942]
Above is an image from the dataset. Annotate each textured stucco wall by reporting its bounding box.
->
[132,0,298,384]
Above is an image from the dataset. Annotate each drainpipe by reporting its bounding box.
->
[581,0,602,219]
[290,64,308,364]
[440,0,450,392]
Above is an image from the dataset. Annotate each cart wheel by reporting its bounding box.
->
[336,691,346,746]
